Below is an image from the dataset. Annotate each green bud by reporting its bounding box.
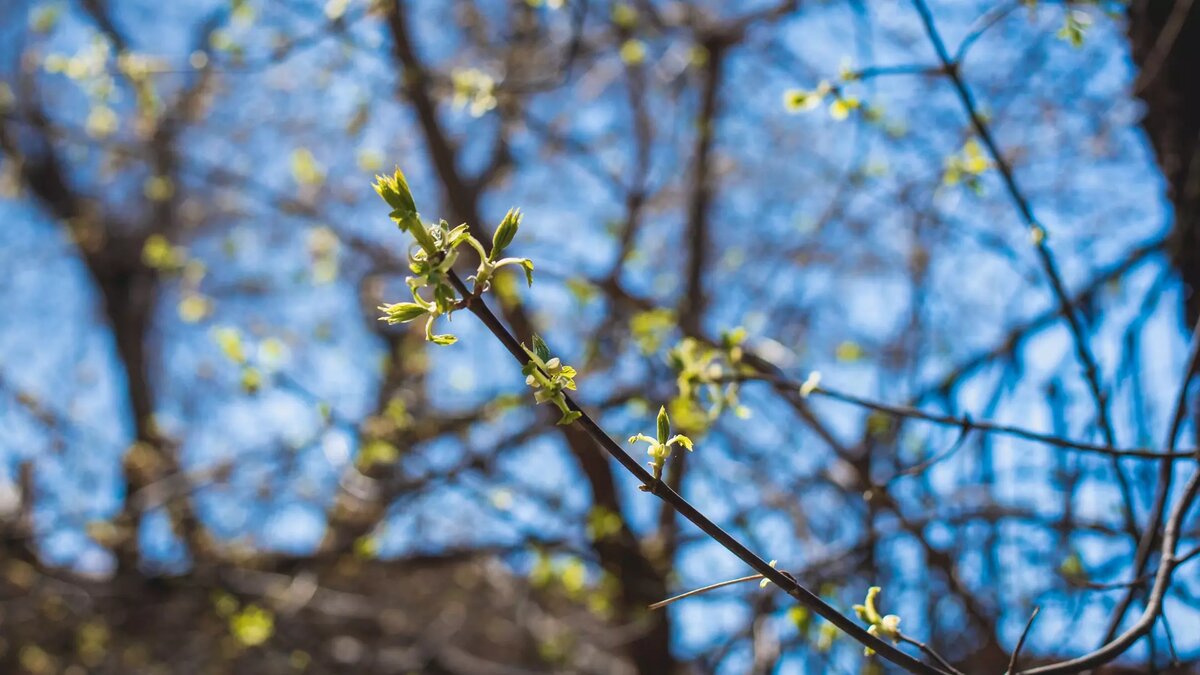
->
[240,366,262,393]
[721,326,747,348]
[861,586,882,625]
[878,614,901,640]
[372,168,416,219]
[656,405,670,445]
[492,207,521,256]
[379,302,427,324]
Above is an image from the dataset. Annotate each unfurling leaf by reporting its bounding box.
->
[520,258,535,286]
[532,334,551,362]
[379,302,427,324]
[372,168,417,220]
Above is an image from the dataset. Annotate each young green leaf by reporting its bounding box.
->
[669,434,693,451]
[379,302,428,324]
[532,334,551,363]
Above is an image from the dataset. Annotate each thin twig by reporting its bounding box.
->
[648,574,763,611]
[1101,314,1200,642]
[895,419,973,479]
[855,63,945,79]
[1006,606,1040,674]
[954,1,1022,64]
[729,373,1195,460]
[899,633,964,675]
[1159,609,1181,669]
[1021,472,1200,674]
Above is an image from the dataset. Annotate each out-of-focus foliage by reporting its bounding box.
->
[0,0,1198,673]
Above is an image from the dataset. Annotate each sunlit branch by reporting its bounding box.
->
[446,270,952,675]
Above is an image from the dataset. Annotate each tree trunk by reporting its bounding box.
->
[1127,0,1200,328]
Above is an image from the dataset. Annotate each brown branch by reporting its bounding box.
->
[447,270,951,675]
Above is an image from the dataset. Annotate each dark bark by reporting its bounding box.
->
[1128,0,1200,327]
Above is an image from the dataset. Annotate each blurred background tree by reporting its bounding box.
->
[0,0,1198,673]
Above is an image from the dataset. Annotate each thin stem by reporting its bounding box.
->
[855,63,945,80]
[954,1,1022,64]
[730,373,1195,460]
[899,633,964,675]
[894,422,973,479]
[1006,606,1040,674]
[648,574,763,611]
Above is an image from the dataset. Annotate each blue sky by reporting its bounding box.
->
[1,0,1196,670]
